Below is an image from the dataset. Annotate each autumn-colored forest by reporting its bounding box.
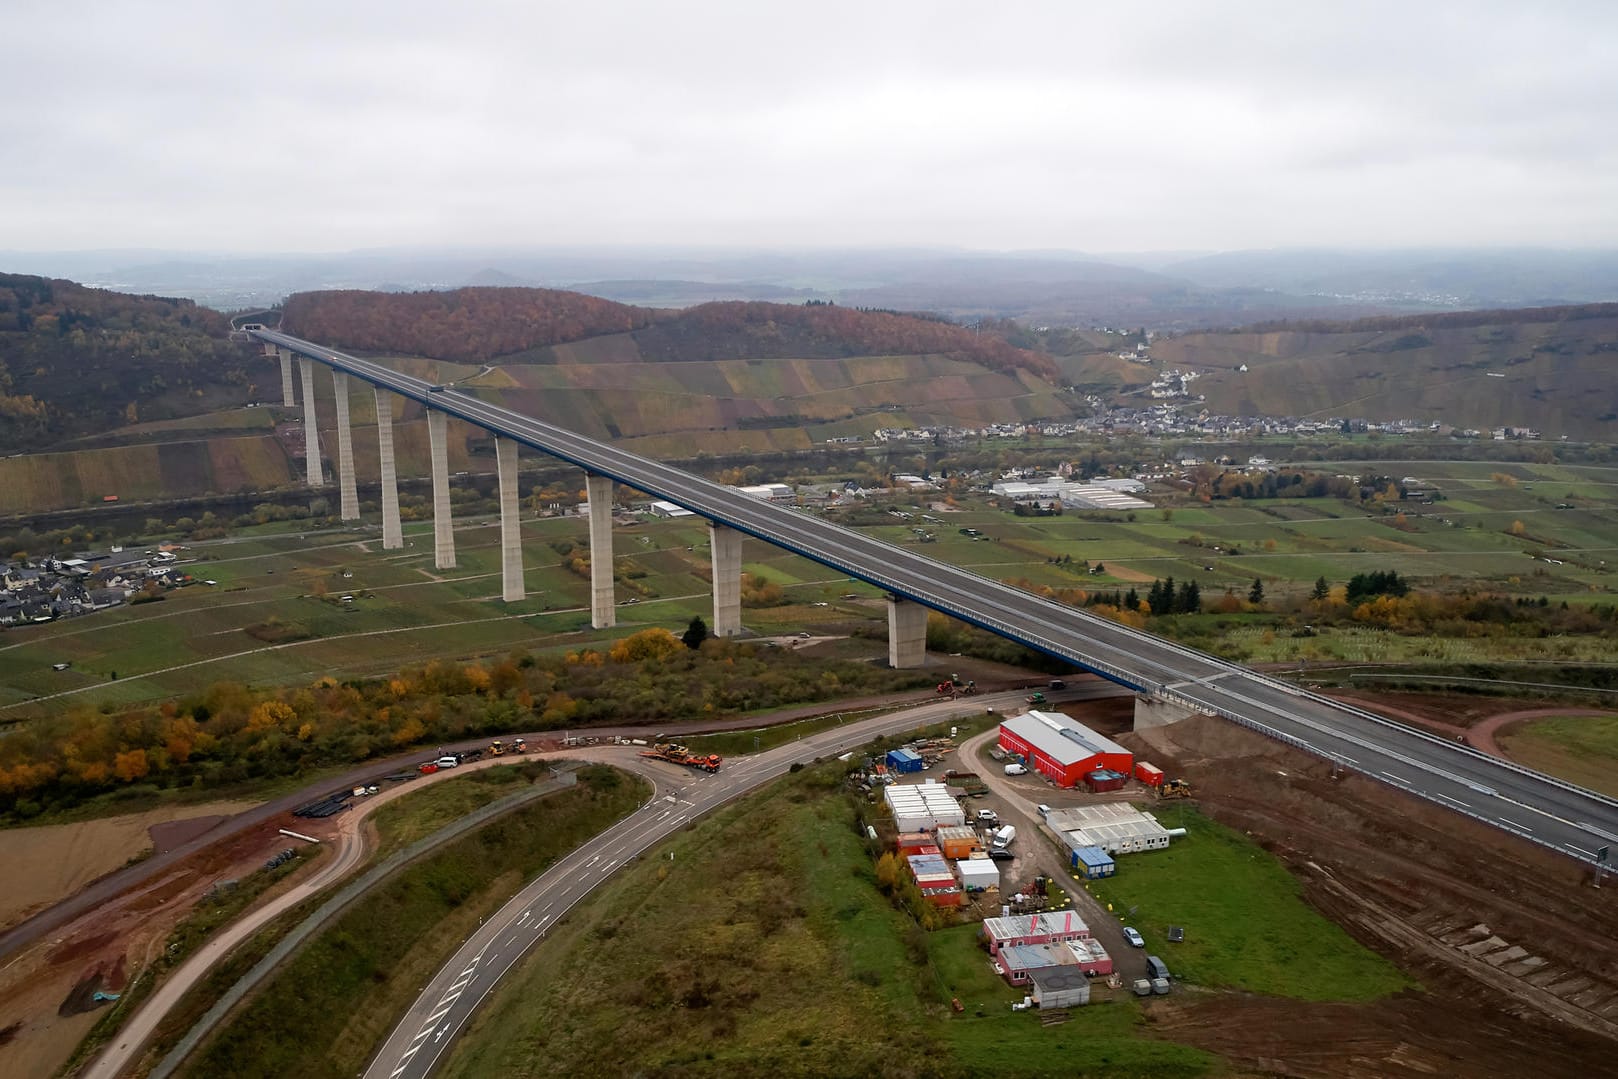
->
[281,288,1057,378]
[0,274,252,450]
[0,630,931,819]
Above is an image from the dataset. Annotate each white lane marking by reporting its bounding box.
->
[1339,755,1359,765]
[1568,844,1597,858]
[1495,792,1576,827]
[585,855,600,868]
[1380,771,1409,785]
[1433,792,1471,810]
[1498,817,1532,832]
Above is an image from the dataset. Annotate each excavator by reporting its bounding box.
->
[640,742,723,773]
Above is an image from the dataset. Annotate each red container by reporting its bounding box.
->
[1135,761,1165,786]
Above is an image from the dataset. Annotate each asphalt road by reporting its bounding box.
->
[365,691,1017,1079]
[255,330,1618,867]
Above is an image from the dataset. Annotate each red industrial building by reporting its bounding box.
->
[997,711,1133,789]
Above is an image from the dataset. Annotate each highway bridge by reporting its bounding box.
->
[251,329,1618,868]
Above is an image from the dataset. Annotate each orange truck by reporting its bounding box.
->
[639,742,722,773]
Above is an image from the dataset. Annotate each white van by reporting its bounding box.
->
[1004,762,1028,776]
[991,825,1017,851]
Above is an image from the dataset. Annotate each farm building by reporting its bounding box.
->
[1069,845,1116,878]
[885,747,924,774]
[981,909,1091,956]
[1027,966,1092,1009]
[935,824,981,860]
[997,711,1133,788]
[1047,803,1175,855]
[884,782,966,832]
[956,856,1000,892]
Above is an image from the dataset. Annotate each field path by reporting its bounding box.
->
[1467,707,1618,758]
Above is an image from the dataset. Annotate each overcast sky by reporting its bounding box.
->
[5,1,1616,254]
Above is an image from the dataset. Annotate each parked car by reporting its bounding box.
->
[1123,927,1145,948]
[435,755,460,768]
[976,809,999,826]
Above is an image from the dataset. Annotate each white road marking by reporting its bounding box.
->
[1433,792,1471,810]
[1498,817,1532,832]
[1380,771,1409,785]
[1567,844,1597,858]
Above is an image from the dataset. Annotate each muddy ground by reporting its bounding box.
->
[1096,703,1618,1078]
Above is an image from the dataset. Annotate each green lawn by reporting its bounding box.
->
[1498,714,1618,797]
[1086,805,1414,1001]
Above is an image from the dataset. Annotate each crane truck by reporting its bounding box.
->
[640,742,723,773]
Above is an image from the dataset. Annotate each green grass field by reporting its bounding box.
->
[1086,805,1414,1001]
[1497,714,1618,797]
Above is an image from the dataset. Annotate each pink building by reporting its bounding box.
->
[980,910,1091,957]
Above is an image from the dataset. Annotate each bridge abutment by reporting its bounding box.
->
[375,388,403,549]
[1133,694,1198,731]
[497,437,525,602]
[297,357,323,486]
[331,370,359,520]
[709,522,743,636]
[428,409,456,569]
[586,473,615,628]
[886,595,928,669]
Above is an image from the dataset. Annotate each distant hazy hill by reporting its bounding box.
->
[282,289,1056,379]
[1140,303,1618,438]
[0,274,255,452]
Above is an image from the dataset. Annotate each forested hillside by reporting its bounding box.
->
[0,274,255,451]
[281,288,1056,379]
[280,287,658,362]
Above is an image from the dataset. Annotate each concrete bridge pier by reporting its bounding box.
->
[374,388,403,550]
[1133,694,1199,731]
[297,357,323,486]
[708,522,743,636]
[276,347,296,407]
[428,409,456,569]
[886,595,928,669]
[496,437,524,602]
[331,371,359,520]
[585,473,615,628]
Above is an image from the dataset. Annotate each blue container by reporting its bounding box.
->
[886,748,924,774]
[1070,845,1116,878]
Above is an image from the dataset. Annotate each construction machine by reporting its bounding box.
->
[1159,778,1193,799]
[511,737,528,754]
[640,742,723,773]
[489,740,507,757]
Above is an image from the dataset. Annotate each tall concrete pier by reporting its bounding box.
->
[496,437,524,602]
[585,473,615,628]
[709,522,743,636]
[428,409,456,570]
[886,595,928,669]
[277,347,295,407]
[331,370,359,520]
[297,357,323,486]
[374,388,402,549]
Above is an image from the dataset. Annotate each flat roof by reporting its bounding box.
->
[1027,966,1092,993]
[1001,711,1129,767]
[982,909,1090,941]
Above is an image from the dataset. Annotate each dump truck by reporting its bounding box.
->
[1159,778,1193,799]
[640,742,722,773]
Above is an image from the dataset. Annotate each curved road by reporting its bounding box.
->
[253,330,1618,868]
[364,692,1017,1079]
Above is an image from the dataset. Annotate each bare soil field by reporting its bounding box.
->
[0,802,258,932]
[0,805,329,1079]
[1119,710,1618,1077]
